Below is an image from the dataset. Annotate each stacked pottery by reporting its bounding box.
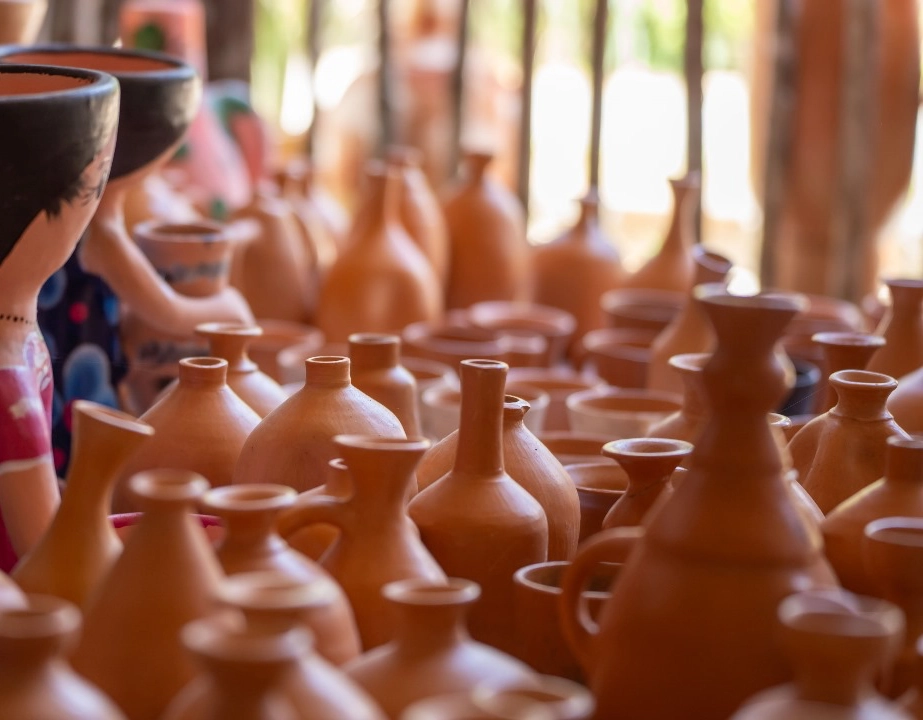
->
[867,279,923,381]
[349,333,421,437]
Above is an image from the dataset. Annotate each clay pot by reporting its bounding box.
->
[114,357,261,512]
[251,320,324,384]
[600,288,684,334]
[200,484,361,665]
[317,164,443,343]
[467,301,577,368]
[345,578,537,718]
[443,151,530,309]
[234,356,406,493]
[349,333,421,437]
[565,387,683,439]
[408,360,549,653]
[531,192,623,350]
[13,401,153,608]
[472,677,596,720]
[579,328,657,389]
[0,594,125,719]
[277,436,446,650]
[415,395,580,561]
[789,370,910,514]
[730,590,908,720]
[421,383,549,441]
[537,432,613,466]
[566,463,628,542]
[403,317,547,370]
[403,356,458,405]
[812,331,886,414]
[560,290,838,720]
[282,458,350,562]
[867,279,923,381]
[506,369,603,432]
[72,469,224,720]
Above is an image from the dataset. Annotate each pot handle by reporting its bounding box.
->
[276,494,348,539]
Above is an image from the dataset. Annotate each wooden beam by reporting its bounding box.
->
[684,0,704,242]
[588,0,608,191]
[202,0,254,82]
[377,0,393,153]
[517,0,537,216]
[305,0,325,158]
[450,0,471,179]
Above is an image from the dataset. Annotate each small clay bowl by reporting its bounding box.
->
[537,431,615,466]
[565,463,629,542]
[580,328,658,389]
[507,368,604,431]
[600,288,683,333]
[421,383,550,441]
[566,388,683,438]
[467,301,577,368]
[255,320,325,384]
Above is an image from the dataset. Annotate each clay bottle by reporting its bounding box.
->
[812,331,885,413]
[276,435,446,650]
[0,594,126,719]
[316,163,443,343]
[789,370,909,514]
[621,174,700,293]
[866,279,923,381]
[349,333,421,437]
[13,401,153,608]
[408,360,549,653]
[200,484,361,665]
[234,356,406,493]
[72,469,224,720]
[415,395,579,561]
[442,151,530,309]
[344,578,537,718]
[559,290,837,720]
[219,572,386,720]
[114,357,262,512]
[644,352,710,445]
[531,192,623,345]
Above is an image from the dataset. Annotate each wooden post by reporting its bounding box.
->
[588,0,608,191]
[305,0,325,158]
[517,0,537,216]
[202,0,254,81]
[684,0,704,242]
[377,0,393,153]
[450,0,471,179]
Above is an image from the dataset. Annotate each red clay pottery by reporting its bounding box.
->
[531,192,622,348]
[401,693,548,720]
[472,676,595,720]
[408,360,549,652]
[415,395,580,561]
[560,290,837,720]
[579,327,658,389]
[537,432,613,466]
[349,333,421,437]
[813,331,886,413]
[645,352,710,444]
[789,370,909,514]
[317,163,442,343]
[730,590,909,720]
[0,594,126,719]
[403,316,546,370]
[889,367,923,434]
[234,356,406,493]
[599,288,684,334]
[72,469,224,720]
[249,320,325,384]
[421,382,550,441]
[507,368,603,432]
[565,387,683,439]
[200,484,361,665]
[344,578,537,718]
[403,356,457,403]
[13,401,153,609]
[867,280,923,381]
[114,357,261,512]
[467,301,577,368]
[566,463,628,542]
[277,435,446,650]
[278,158,347,268]
[282,458,350,562]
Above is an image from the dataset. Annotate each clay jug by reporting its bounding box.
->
[442,151,530,309]
[621,174,700,293]
[730,590,910,720]
[0,594,125,719]
[644,352,710,445]
[599,438,693,531]
[200,484,361,665]
[276,435,446,650]
[559,290,837,720]
[344,578,537,719]
[283,458,350,561]
[867,280,923,381]
[72,469,224,720]
[349,333,421,437]
[823,438,923,595]
[13,401,153,608]
[316,163,443,343]
[531,192,622,345]
[789,370,910,514]
[408,360,548,653]
[234,356,406,493]
[219,572,386,720]
[415,395,579,561]
[813,331,886,414]
[114,357,262,512]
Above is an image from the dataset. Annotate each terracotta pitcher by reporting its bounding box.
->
[234,356,406,493]
[408,360,549,653]
[349,333,421,437]
[277,435,446,650]
[415,394,579,561]
[13,401,153,608]
[200,484,361,665]
[867,279,923,381]
[812,331,886,413]
[72,469,224,720]
[559,290,837,720]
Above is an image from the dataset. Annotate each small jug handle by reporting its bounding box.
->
[276,494,350,539]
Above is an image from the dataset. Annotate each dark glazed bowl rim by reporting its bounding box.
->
[0,62,117,102]
[0,43,195,83]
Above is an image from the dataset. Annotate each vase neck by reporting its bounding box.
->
[178,357,229,388]
[349,333,400,373]
[453,360,509,477]
[664,176,700,253]
[336,437,430,517]
[829,370,897,422]
[197,324,261,373]
[304,356,351,388]
[387,580,479,654]
[463,151,492,184]
[603,438,692,492]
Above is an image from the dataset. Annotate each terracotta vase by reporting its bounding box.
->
[234,356,406,493]
[414,395,579,561]
[531,192,623,347]
[442,151,530,309]
[349,333,421,437]
[12,401,153,608]
[467,301,577,368]
[219,572,386,720]
[317,164,443,343]
[867,280,923,381]
[812,331,887,413]
[644,352,710,445]
[276,435,446,650]
[407,360,549,653]
[72,469,224,720]
[506,368,603,432]
[621,174,700,293]
[344,578,537,719]
[114,357,262,512]
[200,484,361,665]
[566,463,627,542]
[0,594,125,719]
[559,290,837,720]
[730,590,909,720]
[789,369,910,514]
